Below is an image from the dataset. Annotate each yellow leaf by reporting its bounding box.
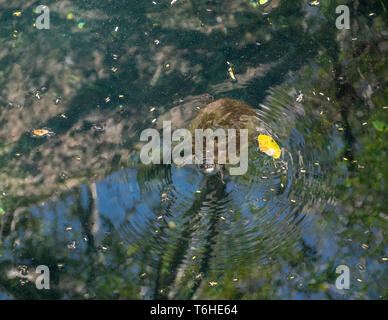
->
[257,134,281,159]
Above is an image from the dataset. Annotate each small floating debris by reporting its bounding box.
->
[209,281,218,287]
[171,0,178,5]
[0,207,5,215]
[67,240,77,249]
[77,22,86,29]
[308,0,320,6]
[290,199,296,203]
[111,67,118,73]
[192,256,196,260]
[258,134,281,159]
[161,193,169,202]
[149,107,156,112]
[18,265,28,276]
[114,26,119,32]
[226,61,237,82]
[13,11,22,17]
[99,245,109,252]
[361,243,369,249]
[154,39,160,45]
[105,96,111,103]
[31,128,54,138]
[67,13,73,20]
[92,124,104,131]
[295,91,304,103]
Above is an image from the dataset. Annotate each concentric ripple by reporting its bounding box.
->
[110,87,336,298]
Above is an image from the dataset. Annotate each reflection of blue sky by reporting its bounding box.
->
[97,169,140,229]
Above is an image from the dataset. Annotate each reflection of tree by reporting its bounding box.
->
[0,0,343,206]
[0,0,386,299]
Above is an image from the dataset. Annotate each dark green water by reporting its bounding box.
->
[0,0,387,299]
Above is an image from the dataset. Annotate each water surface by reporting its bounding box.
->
[0,0,387,299]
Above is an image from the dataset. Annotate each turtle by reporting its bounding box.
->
[187,97,281,178]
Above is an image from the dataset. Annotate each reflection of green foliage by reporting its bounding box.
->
[0,0,387,300]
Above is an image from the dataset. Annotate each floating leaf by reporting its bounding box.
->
[0,207,5,215]
[258,134,281,159]
[372,120,388,132]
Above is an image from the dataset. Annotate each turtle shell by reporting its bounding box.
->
[189,98,261,165]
